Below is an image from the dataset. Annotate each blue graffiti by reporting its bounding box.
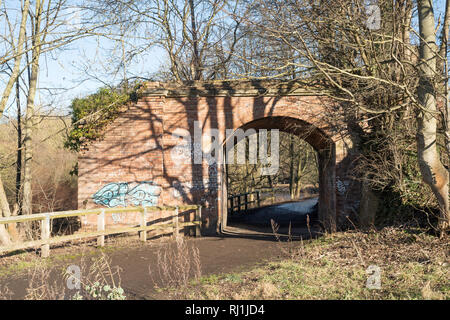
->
[92,181,161,208]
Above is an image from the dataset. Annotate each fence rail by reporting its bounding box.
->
[0,205,202,257]
[228,191,261,214]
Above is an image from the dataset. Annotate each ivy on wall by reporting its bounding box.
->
[65,86,139,152]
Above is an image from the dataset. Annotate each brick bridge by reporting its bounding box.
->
[78,81,361,234]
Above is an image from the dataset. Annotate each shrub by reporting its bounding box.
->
[65,87,138,152]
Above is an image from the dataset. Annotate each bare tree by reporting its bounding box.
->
[0,0,115,244]
[22,0,45,216]
[417,0,449,233]
[87,0,246,82]
[0,0,31,244]
[237,0,449,232]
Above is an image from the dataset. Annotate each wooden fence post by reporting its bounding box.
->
[173,206,179,238]
[237,195,241,213]
[231,197,234,215]
[97,209,105,247]
[256,190,261,208]
[0,205,207,257]
[41,214,50,257]
[195,206,202,237]
[140,207,147,242]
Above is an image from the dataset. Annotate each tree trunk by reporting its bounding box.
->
[289,135,295,199]
[0,176,19,241]
[417,0,450,234]
[0,0,31,116]
[295,153,305,199]
[244,138,249,193]
[0,0,31,245]
[0,224,11,246]
[0,176,12,245]
[188,0,202,80]
[439,0,450,198]
[15,77,22,213]
[22,0,44,217]
[267,174,275,204]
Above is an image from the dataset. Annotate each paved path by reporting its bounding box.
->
[229,197,318,227]
[1,198,320,299]
[1,234,311,300]
[119,236,290,299]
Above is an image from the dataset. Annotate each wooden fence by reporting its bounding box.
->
[228,191,261,215]
[0,205,201,257]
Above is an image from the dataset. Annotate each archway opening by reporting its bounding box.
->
[220,116,336,235]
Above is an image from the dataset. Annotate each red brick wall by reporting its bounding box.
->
[78,85,359,233]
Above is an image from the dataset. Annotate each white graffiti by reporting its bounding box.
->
[336,179,350,194]
[111,213,122,223]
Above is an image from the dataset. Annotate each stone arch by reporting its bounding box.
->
[219,116,336,232]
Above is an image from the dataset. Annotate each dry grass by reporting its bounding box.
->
[0,236,130,300]
[2,249,125,300]
[0,283,12,300]
[0,230,173,286]
[25,259,66,300]
[148,235,201,298]
[63,251,125,300]
[164,227,449,300]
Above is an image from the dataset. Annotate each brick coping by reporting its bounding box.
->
[139,80,332,97]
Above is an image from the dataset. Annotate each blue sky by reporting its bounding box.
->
[1,0,449,119]
[38,36,167,113]
[1,0,168,118]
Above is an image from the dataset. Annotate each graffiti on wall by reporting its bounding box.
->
[336,178,350,195]
[92,181,161,208]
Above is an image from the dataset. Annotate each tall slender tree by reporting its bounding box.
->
[417,0,449,234]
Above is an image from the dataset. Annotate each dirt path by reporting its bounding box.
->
[0,232,308,300]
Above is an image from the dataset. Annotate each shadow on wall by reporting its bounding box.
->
[77,81,365,234]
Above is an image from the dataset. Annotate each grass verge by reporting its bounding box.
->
[160,227,449,300]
